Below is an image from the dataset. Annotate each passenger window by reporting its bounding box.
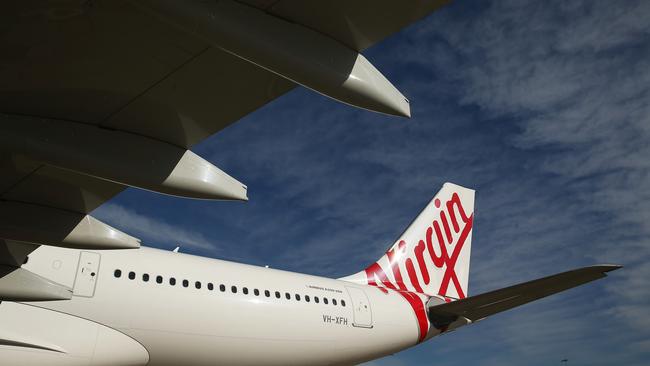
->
[170,278,176,286]
[254,289,260,296]
[183,280,189,288]
[231,286,237,293]
[114,269,122,278]
[129,271,136,280]
[332,299,337,306]
[220,284,226,292]
[305,295,310,302]
[315,297,320,303]
[341,300,346,307]
[195,281,201,289]
[156,275,163,284]
[208,283,214,291]
[285,293,290,300]
[275,291,280,299]
[142,273,149,282]
[243,287,249,295]
[265,290,270,297]
[295,294,301,301]
[324,298,328,305]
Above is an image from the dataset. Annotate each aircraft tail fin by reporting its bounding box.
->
[339,185,621,343]
[341,183,475,299]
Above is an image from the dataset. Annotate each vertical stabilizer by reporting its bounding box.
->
[342,183,475,299]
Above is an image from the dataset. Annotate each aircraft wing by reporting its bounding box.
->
[0,1,449,257]
[237,0,452,52]
[0,1,297,149]
[0,153,125,215]
[427,265,622,327]
[1,0,450,148]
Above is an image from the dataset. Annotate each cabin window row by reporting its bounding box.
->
[113,269,346,307]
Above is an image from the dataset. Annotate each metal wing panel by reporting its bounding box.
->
[0,153,125,215]
[0,0,207,125]
[0,240,39,267]
[0,0,294,149]
[237,0,452,51]
[102,47,296,148]
[0,153,41,194]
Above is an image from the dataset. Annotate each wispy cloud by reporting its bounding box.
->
[93,202,216,251]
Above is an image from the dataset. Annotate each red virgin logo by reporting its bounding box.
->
[363,192,474,341]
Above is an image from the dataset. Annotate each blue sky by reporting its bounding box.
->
[95,1,650,365]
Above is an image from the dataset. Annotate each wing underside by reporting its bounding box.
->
[0,0,451,299]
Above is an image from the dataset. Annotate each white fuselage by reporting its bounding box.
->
[4,245,437,365]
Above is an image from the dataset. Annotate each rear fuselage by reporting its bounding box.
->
[13,245,436,365]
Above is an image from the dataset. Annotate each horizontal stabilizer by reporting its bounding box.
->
[427,265,621,327]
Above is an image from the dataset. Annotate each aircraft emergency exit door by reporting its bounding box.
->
[73,251,101,297]
[346,286,373,328]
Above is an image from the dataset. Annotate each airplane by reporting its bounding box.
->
[0,1,621,365]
